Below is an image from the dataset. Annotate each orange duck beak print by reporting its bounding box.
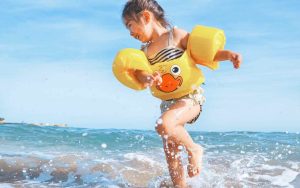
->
[156,73,183,93]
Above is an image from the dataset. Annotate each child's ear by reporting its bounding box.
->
[141,10,151,24]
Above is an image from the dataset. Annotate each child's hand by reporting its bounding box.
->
[144,71,162,87]
[149,71,163,87]
[135,70,162,88]
[229,52,242,69]
[213,50,242,69]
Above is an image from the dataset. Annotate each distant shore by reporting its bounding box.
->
[0,122,67,127]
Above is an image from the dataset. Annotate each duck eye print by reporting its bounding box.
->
[170,65,181,76]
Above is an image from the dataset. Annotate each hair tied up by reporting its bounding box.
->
[122,0,171,29]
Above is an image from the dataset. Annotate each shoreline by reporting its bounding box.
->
[0,122,67,127]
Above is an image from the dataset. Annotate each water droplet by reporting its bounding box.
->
[177,145,183,150]
[156,118,163,125]
[82,133,88,137]
[101,143,107,149]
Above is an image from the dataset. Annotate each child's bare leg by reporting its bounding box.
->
[186,144,203,178]
[156,100,203,177]
[163,139,186,187]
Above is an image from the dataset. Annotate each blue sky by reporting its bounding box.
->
[0,0,299,132]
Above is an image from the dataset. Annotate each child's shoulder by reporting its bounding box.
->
[173,27,189,50]
[173,27,189,36]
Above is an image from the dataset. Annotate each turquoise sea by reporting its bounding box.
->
[0,123,299,187]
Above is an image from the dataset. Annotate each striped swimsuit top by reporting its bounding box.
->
[142,28,184,65]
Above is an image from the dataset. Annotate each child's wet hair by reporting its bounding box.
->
[122,0,170,29]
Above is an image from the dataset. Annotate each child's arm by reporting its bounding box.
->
[175,27,242,69]
[213,50,242,69]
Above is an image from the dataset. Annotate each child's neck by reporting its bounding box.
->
[150,24,168,43]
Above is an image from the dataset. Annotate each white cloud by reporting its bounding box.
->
[1,0,124,11]
[32,19,126,43]
[0,17,129,63]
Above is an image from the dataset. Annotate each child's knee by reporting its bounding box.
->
[155,117,175,136]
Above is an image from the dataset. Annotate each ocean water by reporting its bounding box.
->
[0,123,299,188]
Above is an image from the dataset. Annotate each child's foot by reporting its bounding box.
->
[187,144,203,177]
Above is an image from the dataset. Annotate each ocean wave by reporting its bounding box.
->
[0,124,299,187]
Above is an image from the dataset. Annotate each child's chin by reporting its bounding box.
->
[142,39,150,43]
[140,37,147,43]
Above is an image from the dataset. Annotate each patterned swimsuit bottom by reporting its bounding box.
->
[160,87,206,124]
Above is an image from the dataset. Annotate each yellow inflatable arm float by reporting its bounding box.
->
[187,25,226,70]
[112,48,152,90]
[112,25,225,93]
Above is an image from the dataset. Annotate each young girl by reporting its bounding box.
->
[121,0,242,187]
